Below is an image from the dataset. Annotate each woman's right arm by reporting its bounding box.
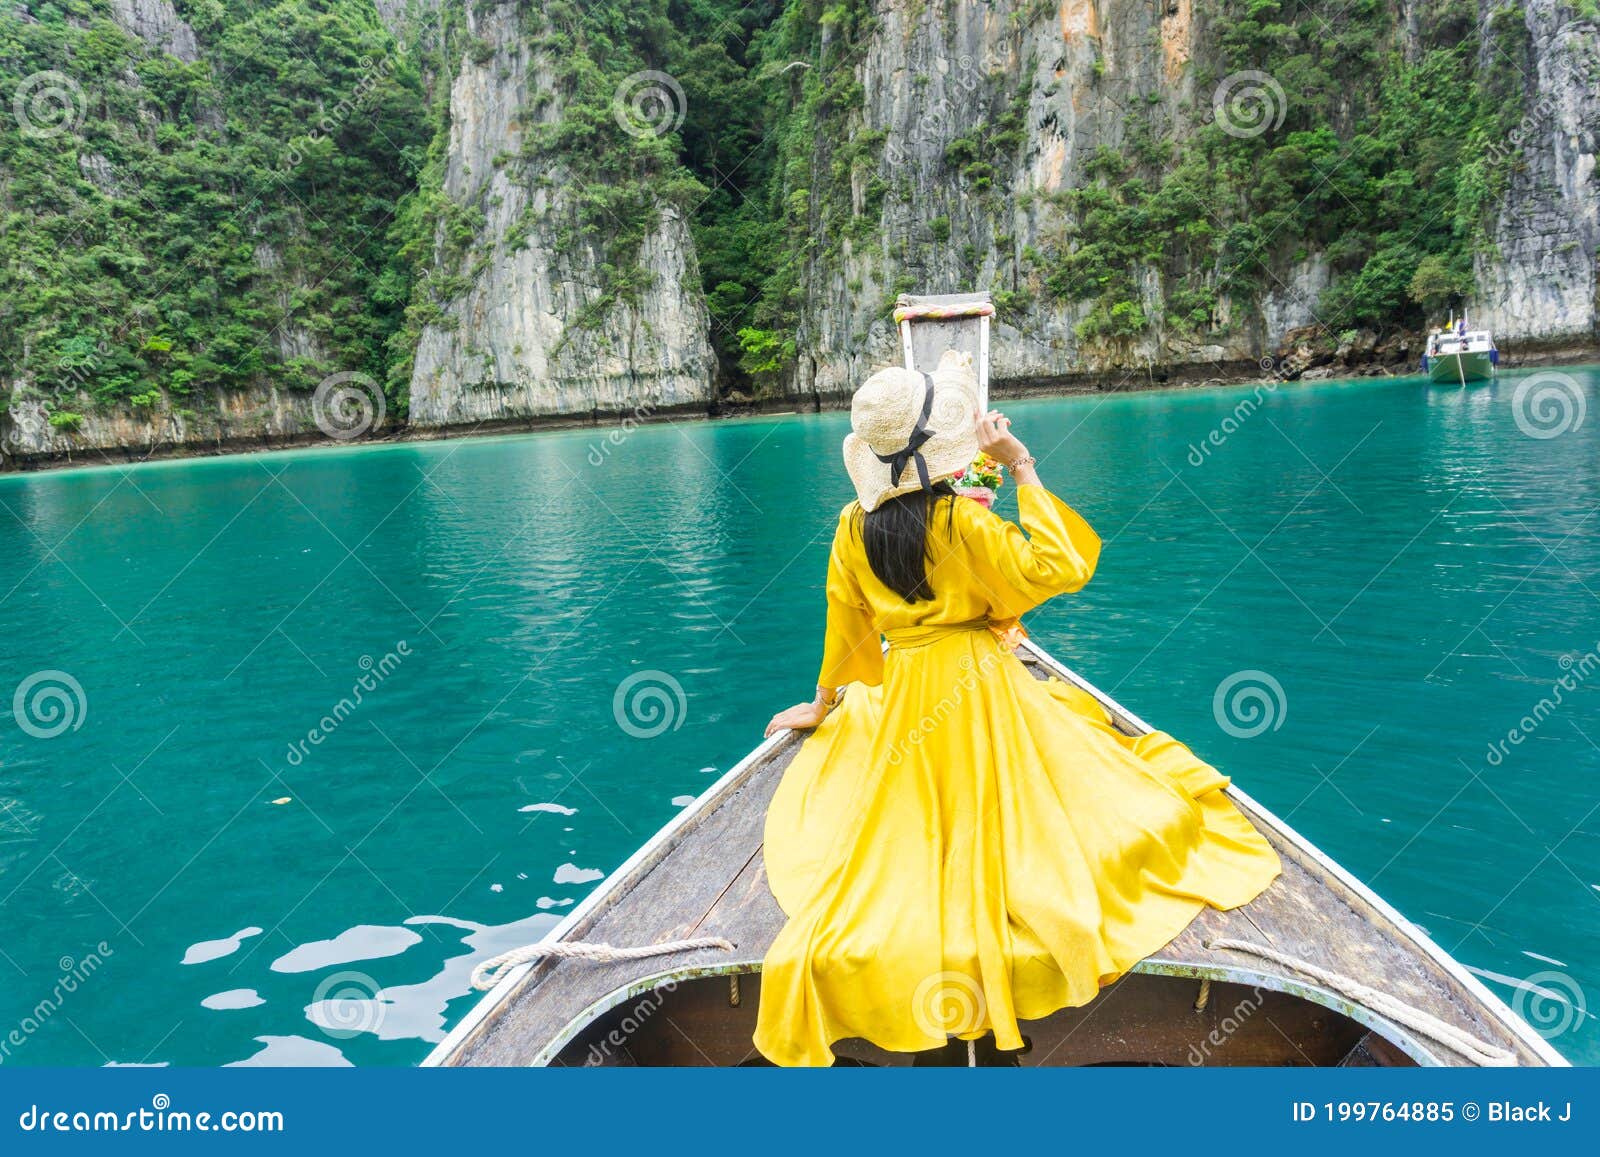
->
[977,408,1036,483]
[972,410,1102,601]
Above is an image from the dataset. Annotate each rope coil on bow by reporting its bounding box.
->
[470,936,736,991]
[873,372,937,492]
[1206,939,1518,1066]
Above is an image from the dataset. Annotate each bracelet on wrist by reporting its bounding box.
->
[817,685,841,709]
[1008,455,1037,470]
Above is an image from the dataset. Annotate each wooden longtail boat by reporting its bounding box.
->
[424,295,1564,1069]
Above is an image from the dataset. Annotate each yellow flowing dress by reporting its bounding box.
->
[753,484,1281,1066]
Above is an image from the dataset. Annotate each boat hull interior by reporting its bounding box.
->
[552,970,1417,1068]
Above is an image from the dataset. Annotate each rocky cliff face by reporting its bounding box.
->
[788,0,1600,398]
[4,1,1597,470]
[1,385,323,465]
[793,0,1231,396]
[400,0,1598,413]
[1470,0,1600,345]
[108,0,199,63]
[3,0,207,467]
[405,2,715,427]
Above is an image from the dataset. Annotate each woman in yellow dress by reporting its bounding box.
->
[754,354,1281,1066]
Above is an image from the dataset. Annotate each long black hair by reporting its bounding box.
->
[855,481,958,602]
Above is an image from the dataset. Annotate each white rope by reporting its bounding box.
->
[470,936,735,991]
[1207,939,1518,1067]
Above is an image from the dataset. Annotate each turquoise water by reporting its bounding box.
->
[1,366,1596,1066]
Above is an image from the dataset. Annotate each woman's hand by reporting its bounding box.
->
[765,698,829,738]
[976,410,1033,474]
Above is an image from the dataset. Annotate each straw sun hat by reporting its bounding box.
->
[843,350,980,513]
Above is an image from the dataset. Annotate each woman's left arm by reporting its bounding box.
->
[764,688,832,738]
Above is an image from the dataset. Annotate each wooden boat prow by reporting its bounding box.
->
[425,639,1563,1067]
[425,291,1562,1068]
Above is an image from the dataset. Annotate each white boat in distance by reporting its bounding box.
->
[1422,314,1498,384]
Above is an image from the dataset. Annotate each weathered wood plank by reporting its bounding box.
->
[897,292,991,408]
[1159,837,1534,1063]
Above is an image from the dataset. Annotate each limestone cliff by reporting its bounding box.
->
[1470,0,1600,346]
[783,0,1600,398]
[792,0,1234,396]
[108,0,198,62]
[1,385,324,465]
[4,0,1598,470]
[404,2,715,427]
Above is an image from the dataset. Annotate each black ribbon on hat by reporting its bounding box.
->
[874,372,937,491]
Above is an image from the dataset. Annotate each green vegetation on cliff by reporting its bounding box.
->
[510,1,783,382]
[1034,0,1522,348]
[677,0,1531,379]
[515,0,871,396]
[0,0,430,416]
